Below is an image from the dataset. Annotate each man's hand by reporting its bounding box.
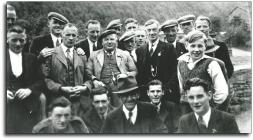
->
[60,86,74,94]
[39,47,54,58]
[15,88,32,100]
[7,90,14,102]
[71,85,87,94]
[93,80,105,88]
[76,48,85,56]
[117,73,128,80]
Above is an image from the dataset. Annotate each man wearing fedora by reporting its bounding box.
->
[136,19,178,103]
[101,81,168,133]
[87,29,137,107]
[160,19,188,58]
[195,15,234,79]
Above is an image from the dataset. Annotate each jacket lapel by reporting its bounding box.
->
[115,49,123,69]
[73,50,80,71]
[55,46,68,68]
[189,113,200,133]
[207,109,219,133]
[114,107,125,133]
[96,50,104,67]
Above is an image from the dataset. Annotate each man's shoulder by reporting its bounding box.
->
[70,116,86,125]
[32,118,52,133]
[212,108,235,120]
[179,112,194,122]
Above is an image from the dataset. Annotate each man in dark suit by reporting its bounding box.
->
[178,78,239,133]
[160,19,188,57]
[6,24,43,133]
[82,86,115,133]
[136,19,178,103]
[195,15,234,78]
[101,81,168,133]
[75,20,102,59]
[146,79,178,133]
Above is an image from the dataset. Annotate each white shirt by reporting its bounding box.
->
[148,39,159,52]
[194,107,211,127]
[122,104,137,124]
[177,53,228,104]
[172,40,177,49]
[87,38,98,56]
[51,33,62,48]
[9,50,23,78]
[61,44,74,59]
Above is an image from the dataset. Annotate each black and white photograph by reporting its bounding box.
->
[4,1,251,134]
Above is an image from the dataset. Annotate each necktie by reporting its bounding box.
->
[66,49,72,63]
[128,111,133,125]
[149,44,154,57]
[198,115,207,133]
[92,43,97,51]
[56,39,61,47]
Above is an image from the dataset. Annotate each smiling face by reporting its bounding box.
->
[146,23,159,43]
[7,31,26,54]
[147,85,164,105]
[102,33,118,52]
[48,18,65,37]
[187,86,211,116]
[187,39,206,62]
[195,20,210,37]
[163,26,178,43]
[120,91,139,111]
[51,106,71,132]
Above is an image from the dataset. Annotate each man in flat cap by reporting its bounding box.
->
[75,20,103,60]
[101,81,168,133]
[106,19,123,37]
[82,86,115,133]
[177,14,196,35]
[160,19,188,57]
[119,31,137,62]
[43,23,92,115]
[87,29,137,107]
[124,18,138,31]
[136,19,178,103]
[7,4,17,29]
[195,15,234,79]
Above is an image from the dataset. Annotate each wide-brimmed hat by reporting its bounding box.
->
[97,29,117,44]
[112,77,139,95]
[48,12,69,24]
[106,19,122,30]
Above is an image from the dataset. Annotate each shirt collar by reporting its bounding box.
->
[104,49,115,56]
[194,107,211,127]
[122,104,138,124]
[87,37,97,47]
[9,49,22,57]
[61,44,74,54]
[149,39,159,51]
[173,40,177,48]
[50,33,61,47]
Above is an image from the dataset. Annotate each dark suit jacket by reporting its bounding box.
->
[6,51,43,133]
[136,40,179,102]
[75,39,102,60]
[101,102,168,133]
[30,34,54,56]
[206,40,234,78]
[175,41,187,58]
[177,108,240,133]
[82,105,115,133]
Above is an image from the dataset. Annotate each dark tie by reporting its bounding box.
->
[92,43,97,51]
[149,44,154,57]
[56,39,61,47]
[66,49,72,63]
[128,111,133,125]
[66,48,74,87]
[198,115,207,133]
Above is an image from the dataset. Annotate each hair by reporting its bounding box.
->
[48,96,71,112]
[85,20,100,29]
[62,23,78,34]
[8,23,25,34]
[196,15,211,27]
[90,86,109,100]
[144,19,160,27]
[125,18,138,25]
[185,30,207,44]
[183,78,210,93]
[146,79,163,91]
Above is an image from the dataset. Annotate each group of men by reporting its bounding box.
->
[6,4,239,134]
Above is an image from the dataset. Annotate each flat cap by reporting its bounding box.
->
[98,29,117,43]
[106,19,122,30]
[48,12,69,24]
[160,19,178,31]
[119,31,136,42]
[178,14,196,24]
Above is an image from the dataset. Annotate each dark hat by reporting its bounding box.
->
[119,31,136,42]
[160,19,178,31]
[98,29,117,43]
[48,12,69,24]
[112,77,139,95]
[106,19,122,30]
[178,14,196,24]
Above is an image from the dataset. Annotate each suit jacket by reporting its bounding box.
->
[75,39,102,60]
[82,105,115,133]
[87,48,137,81]
[175,41,187,58]
[177,108,240,133]
[30,34,54,57]
[206,40,234,78]
[136,40,179,102]
[6,51,43,133]
[101,102,168,133]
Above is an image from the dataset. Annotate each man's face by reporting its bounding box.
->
[180,21,194,34]
[125,22,138,31]
[112,26,122,37]
[195,20,210,37]
[92,94,109,115]
[146,23,159,42]
[135,30,147,47]
[163,26,178,43]
[48,18,65,36]
[102,34,118,52]
[187,39,206,62]
[147,85,164,105]
[187,86,211,116]
[120,91,139,111]
[7,32,26,54]
[7,10,16,28]
[87,23,100,42]
[62,26,78,48]
[124,38,135,51]
[51,106,71,132]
